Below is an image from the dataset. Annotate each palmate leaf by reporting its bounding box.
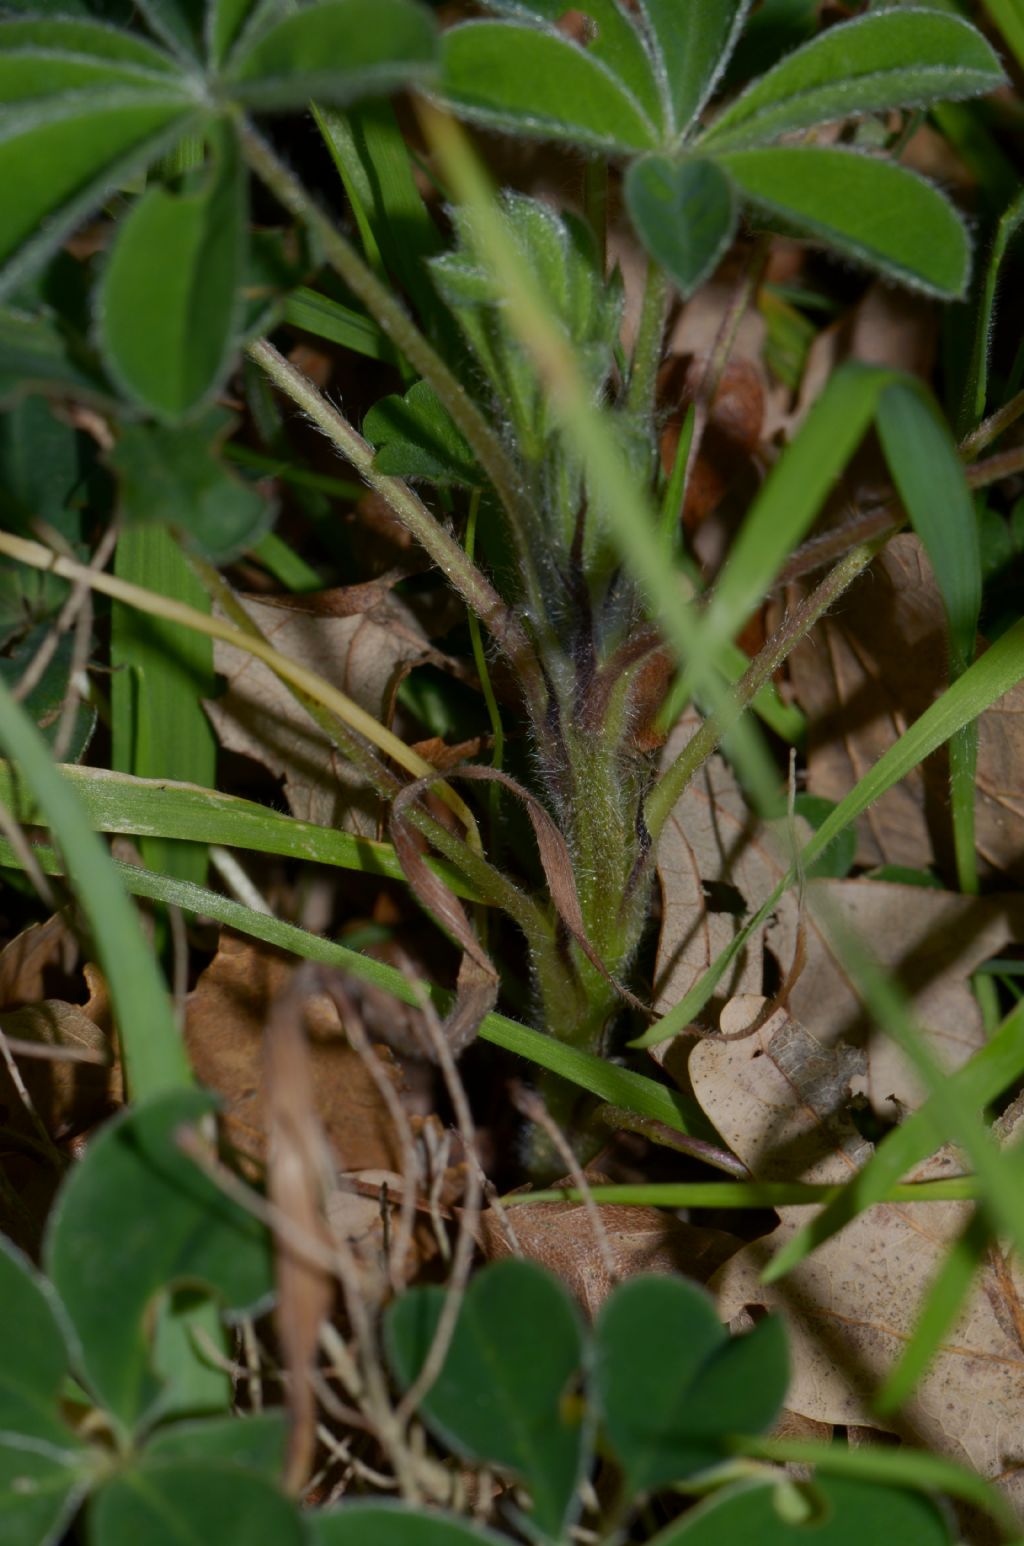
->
[0,1239,93,1546]
[624,155,736,296]
[651,1477,952,1546]
[226,0,435,110]
[99,124,247,420]
[639,0,750,137]
[88,1459,304,1546]
[437,19,658,152]
[718,146,971,297]
[485,0,663,127]
[0,96,198,301]
[45,1089,272,1432]
[386,1260,589,1542]
[702,7,1005,151]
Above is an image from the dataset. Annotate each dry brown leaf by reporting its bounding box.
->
[0,913,79,1005]
[479,1182,738,1318]
[263,967,334,1493]
[185,932,405,1171]
[654,709,800,1017]
[206,588,428,836]
[692,1004,1024,1520]
[0,917,118,1135]
[785,534,1024,880]
[655,711,1024,1109]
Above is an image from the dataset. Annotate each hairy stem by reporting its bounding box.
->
[247,339,544,710]
[626,257,669,423]
[237,119,539,560]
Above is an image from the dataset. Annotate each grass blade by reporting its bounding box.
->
[0,678,189,1098]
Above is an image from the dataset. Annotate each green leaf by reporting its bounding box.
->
[99,126,246,420]
[650,1476,952,1545]
[365,380,478,483]
[595,1277,787,1497]
[110,407,272,561]
[143,1411,288,1475]
[0,1237,79,1441]
[0,16,181,74]
[877,380,980,674]
[625,156,736,297]
[957,186,1024,434]
[207,0,284,67]
[0,675,189,1098]
[792,795,856,880]
[0,98,197,302]
[702,9,1004,151]
[88,1459,304,1546]
[385,1260,588,1541]
[0,303,113,408]
[438,20,657,152]
[0,627,97,762]
[313,1503,509,1546]
[109,525,216,887]
[132,0,205,61]
[485,0,663,128]
[0,1239,92,1546]
[227,0,436,110]
[282,287,395,362]
[638,0,750,137]
[718,146,971,297]
[45,1089,273,1432]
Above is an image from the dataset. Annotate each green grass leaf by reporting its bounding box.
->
[99,125,246,421]
[0,674,189,1097]
[625,156,737,298]
[640,0,750,137]
[438,20,658,152]
[877,380,980,675]
[109,526,216,888]
[718,146,971,297]
[702,8,1004,151]
[45,1089,272,1432]
[386,1260,588,1542]
[227,0,436,110]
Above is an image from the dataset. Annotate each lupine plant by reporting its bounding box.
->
[2,0,1024,1541]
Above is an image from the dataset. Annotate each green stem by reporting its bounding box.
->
[247,338,544,713]
[236,119,538,563]
[626,257,669,422]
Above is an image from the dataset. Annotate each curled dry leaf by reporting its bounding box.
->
[784,534,1024,880]
[0,916,118,1136]
[206,587,429,836]
[478,1180,739,1318]
[692,1002,1024,1521]
[185,931,405,1172]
